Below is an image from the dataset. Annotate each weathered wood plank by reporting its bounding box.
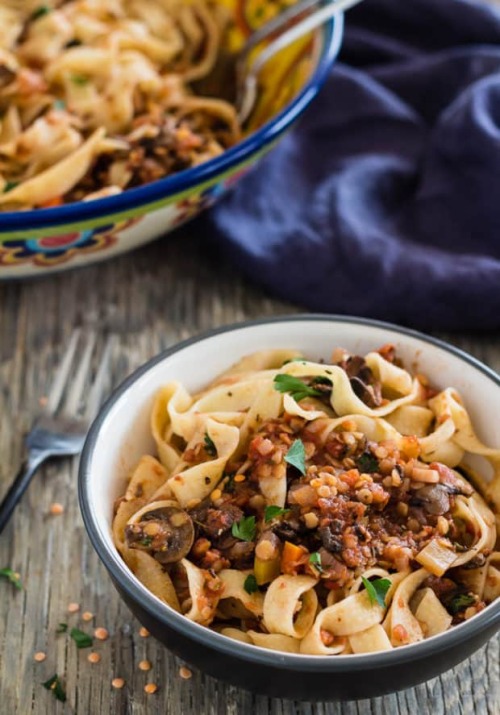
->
[0,233,499,715]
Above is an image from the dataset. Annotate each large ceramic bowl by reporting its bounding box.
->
[0,3,343,279]
[79,315,500,701]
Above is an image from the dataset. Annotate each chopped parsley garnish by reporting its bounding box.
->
[69,627,93,649]
[42,674,66,702]
[356,453,380,474]
[264,505,290,522]
[53,99,66,111]
[362,576,391,608]
[3,181,19,194]
[243,574,258,594]
[273,374,323,402]
[281,357,306,366]
[56,623,68,634]
[309,552,323,572]
[70,74,89,86]
[0,567,22,590]
[204,432,217,457]
[284,439,306,476]
[231,515,256,542]
[140,536,153,547]
[31,5,51,21]
[448,593,476,614]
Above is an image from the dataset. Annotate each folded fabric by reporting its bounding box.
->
[203,0,500,330]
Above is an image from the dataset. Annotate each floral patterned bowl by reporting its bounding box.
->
[0,1,343,278]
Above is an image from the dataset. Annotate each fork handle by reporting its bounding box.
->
[0,449,49,535]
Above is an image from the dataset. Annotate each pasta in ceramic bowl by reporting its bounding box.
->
[0,0,342,277]
[79,316,500,700]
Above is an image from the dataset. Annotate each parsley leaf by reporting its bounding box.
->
[42,674,66,702]
[140,536,153,547]
[53,99,66,111]
[356,453,379,474]
[31,6,51,21]
[264,505,290,522]
[448,593,476,614]
[70,74,89,86]
[243,574,258,594]
[0,567,22,590]
[231,516,256,542]
[56,623,68,634]
[309,552,323,572]
[204,432,217,457]
[3,181,19,194]
[284,439,306,476]
[69,627,93,648]
[362,576,391,608]
[273,374,323,402]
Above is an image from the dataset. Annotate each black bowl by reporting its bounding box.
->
[79,315,500,700]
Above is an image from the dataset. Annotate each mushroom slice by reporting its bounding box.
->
[125,499,194,564]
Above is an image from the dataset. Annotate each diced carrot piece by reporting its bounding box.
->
[280,541,308,575]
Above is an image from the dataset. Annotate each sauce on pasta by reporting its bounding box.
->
[0,0,240,209]
[113,345,500,655]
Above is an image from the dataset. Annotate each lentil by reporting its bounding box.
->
[49,503,64,515]
[303,512,319,529]
[94,627,109,640]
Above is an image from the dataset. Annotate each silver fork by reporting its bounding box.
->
[236,0,364,124]
[0,330,113,535]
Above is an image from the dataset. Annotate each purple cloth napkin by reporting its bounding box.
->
[204,0,500,330]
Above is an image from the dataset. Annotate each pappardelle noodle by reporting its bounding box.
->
[0,0,240,210]
[113,345,500,655]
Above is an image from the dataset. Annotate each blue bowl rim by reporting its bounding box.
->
[79,314,500,675]
[0,14,343,232]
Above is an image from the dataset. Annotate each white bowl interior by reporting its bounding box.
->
[85,318,500,617]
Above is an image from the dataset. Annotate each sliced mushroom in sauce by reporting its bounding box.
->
[409,484,451,516]
[125,500,195,564]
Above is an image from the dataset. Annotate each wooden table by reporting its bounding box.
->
[0,231,499,715]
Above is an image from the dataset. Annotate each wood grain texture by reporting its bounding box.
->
[0,232,499,715]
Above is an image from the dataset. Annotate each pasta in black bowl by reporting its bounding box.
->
[79,316,500,700]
